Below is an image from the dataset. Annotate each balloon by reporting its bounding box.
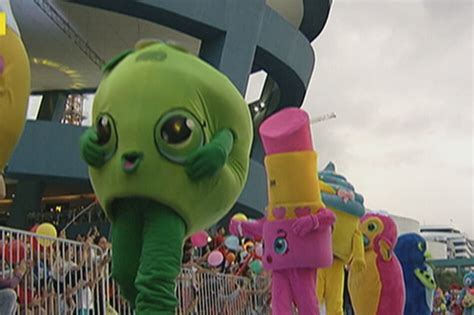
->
[190,231,209,248]
[226,252,236,263]
[224,235,240,250]
[244,241,255,252]
[255,243,263,257]
[249,259,263,275]
[4,240,26,264]
[207,250,224,267]
[31,223,57,252]
[232,213,248,222]
[36,223,57,248]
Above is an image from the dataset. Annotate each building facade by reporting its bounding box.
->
[421,226,474,260]
[3,0,332,233]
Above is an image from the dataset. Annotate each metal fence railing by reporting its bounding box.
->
[176,267,271,315]
[0,226,271,315]
[0,226,109,315]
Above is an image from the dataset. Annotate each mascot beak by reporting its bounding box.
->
[378,238,392,261]
[424,251,432,259]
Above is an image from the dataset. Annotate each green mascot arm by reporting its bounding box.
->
[80,128,107,168]
[185,128,234,181]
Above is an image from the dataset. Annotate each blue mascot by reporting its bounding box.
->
[394,233,436,315]
[460,271,474,315]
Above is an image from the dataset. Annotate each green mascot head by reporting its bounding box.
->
[82,40,253,235]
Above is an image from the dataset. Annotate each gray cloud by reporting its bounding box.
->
[301,0,473,236]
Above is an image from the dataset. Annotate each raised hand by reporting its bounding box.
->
[14,260,28,278]
[80,128,107,168]
[292,215,319,237]
[316,208,336,226]
[185,129,234,181]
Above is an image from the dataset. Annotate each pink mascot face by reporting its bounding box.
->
[262,218,333,270]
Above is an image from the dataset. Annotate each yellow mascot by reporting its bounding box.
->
[0,0,31,198]
[317,162,366,315]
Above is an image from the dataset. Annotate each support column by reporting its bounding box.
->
[7,90,67,228]
[199,0,265,94]
[36,91,68,122]
[8,180,44,229]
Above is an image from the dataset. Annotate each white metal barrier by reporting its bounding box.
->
[175,267,271,315]
[0,226,108,315]
[104,266,271,314]
[0,226,271,315]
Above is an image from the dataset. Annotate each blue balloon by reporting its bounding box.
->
[225,236,240,250]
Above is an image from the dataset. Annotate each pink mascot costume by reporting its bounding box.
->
[230,107,335,315]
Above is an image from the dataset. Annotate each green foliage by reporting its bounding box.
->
[434,267,463,291]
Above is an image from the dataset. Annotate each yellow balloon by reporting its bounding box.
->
[36,223,57,247]
[233,213,248,222]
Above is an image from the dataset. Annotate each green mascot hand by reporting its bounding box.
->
[185,129,234,181]
[80,128,107,168]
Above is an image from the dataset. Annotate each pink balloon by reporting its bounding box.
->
[207,250,224,267]
[190,231,209,248]
[255,243,263,257]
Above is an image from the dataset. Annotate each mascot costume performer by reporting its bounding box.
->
[348,212,405,315]
[394,233,436,315]
[80,40,253,314]
[230,107,335,315]
[460,271,474,315]
[0,0,31,198]
[316,162,366,315]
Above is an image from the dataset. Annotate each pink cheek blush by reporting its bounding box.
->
[0,56,4,75]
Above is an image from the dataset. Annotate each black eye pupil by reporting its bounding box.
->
[161,115,192,144]
[97,116,111,145]
[368,223,375,231]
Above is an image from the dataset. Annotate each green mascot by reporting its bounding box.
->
[80,40,253,314]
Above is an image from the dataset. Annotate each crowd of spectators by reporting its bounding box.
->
[182,227,266,279]
[0,226,111,315]
[432,285,467,315]
[0,224,269,315]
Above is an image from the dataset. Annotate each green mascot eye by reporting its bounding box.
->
[417,241,425,252]
[154,109,204,163]
[96,114,118,159]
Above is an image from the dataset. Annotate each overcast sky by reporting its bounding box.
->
[299,0,472,237]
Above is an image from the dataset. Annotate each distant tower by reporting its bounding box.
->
[62,94,85,126]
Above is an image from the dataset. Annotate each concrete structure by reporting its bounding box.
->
[390,214,421,235]
[421,225,474,259]
[3,0,332,230]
